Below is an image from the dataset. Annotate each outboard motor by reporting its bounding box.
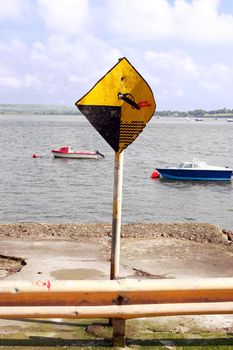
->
[96,150,105,158]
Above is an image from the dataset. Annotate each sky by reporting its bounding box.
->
[1,0,233,111]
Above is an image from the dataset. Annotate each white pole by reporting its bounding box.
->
[110,151,124,280]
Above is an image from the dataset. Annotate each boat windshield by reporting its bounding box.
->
[179,161,208,169]
[179,162,193,168]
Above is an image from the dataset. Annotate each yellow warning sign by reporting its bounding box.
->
[76,57,156,152]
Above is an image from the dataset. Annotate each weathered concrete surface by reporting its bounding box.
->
[120,238,233,279]
[1,239,109,281]
[0,235,233,348]
[1,236,233,281]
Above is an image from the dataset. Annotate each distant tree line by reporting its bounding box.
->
[156,108,233,118]
[0,104,233,118]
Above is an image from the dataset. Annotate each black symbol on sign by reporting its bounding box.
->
[118,93,140,110]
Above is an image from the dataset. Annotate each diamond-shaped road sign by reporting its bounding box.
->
[76,57,156,153]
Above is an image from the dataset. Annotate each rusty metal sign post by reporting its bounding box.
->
[111,150,124,280]
[76,57,155,346]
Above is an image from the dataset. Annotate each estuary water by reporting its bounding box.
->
[0,114,232,229]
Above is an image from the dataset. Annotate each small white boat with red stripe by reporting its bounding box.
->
[51,146,104,159]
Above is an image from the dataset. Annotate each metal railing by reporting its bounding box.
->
[0,278,233,346]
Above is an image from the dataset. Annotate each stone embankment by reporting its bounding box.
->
[0,222,232,245]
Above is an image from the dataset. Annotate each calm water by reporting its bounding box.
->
[0,114,232,229]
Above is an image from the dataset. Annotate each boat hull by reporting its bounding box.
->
[156,168,232,181]
[52,151,99,159]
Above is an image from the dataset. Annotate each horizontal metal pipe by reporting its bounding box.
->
[0,278,233,307]
[0,302,233,319]
[0,278,233,293]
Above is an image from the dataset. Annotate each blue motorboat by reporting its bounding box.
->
[155,160,232,181]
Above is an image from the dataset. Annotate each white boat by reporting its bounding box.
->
[154,159,232,181]
[51,146,104,159]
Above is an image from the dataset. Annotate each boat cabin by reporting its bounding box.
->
[178,161,207,169]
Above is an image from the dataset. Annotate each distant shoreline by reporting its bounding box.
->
[0,104,233,118]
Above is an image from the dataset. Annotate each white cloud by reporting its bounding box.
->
[207,62,230,82]
[30,42,49,65]
[24,74,40,88]
[200,61,231,91]
[0,67,22,88]
[0,30,122,104]
[0,0,32,21]
[38,0,91,36]
[144,49,199,79]
[1,0,233,109]
[5,0,233,46]
[1,76,22,88]
[174,0,233,44]
[142,47,233,109]
[103,0,174,39]
[1,30,232,108]
[103,0,233,44]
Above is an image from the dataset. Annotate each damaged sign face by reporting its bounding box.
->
[76,57,156,153]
